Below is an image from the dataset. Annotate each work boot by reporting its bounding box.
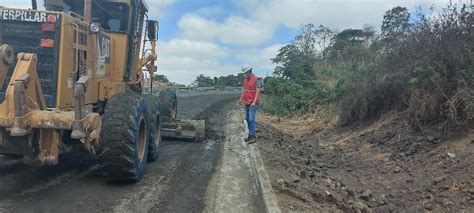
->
[244,135,252,142]
[247,136,257,144]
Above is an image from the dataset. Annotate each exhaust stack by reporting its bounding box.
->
[84,0,92,21]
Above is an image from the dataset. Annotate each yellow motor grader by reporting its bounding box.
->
[0,0,203,182]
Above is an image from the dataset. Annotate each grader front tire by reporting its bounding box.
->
[100,93,149,182]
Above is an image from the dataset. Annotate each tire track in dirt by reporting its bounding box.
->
[0,94,238,212]
[149,96,239,212]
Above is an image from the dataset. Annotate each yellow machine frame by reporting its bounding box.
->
[0,0,158,165]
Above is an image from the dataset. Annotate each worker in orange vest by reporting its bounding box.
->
[238,65,262,144]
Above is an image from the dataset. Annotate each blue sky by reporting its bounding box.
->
[1,0,451,84]
[155,0,297,47]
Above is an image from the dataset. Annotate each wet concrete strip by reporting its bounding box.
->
[205,108,261,212]
[248,145,281,213]
[205,108,281,212]
[242,111,282,213]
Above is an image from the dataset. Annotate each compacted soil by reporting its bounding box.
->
[258,112,474,212]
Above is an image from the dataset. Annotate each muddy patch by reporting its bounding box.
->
[149,95,239,212]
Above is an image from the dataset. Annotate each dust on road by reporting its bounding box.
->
[0,93,239,213]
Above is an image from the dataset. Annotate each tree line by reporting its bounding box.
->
[191,73,244,87]
[263,2,473,129]
[152,73,245,88]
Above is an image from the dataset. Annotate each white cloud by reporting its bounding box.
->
[236,44,284,77]
[193,5,226,18]
[144,0,176,18]
[242,0,452,30]
[158,38,230,59]
[146,0,176,8]
[156,39,283,83]
[178,14,220,41]
[156,39,238,83]
[0,1,31,9]
[219,16,273,46]
[178,14,273,46]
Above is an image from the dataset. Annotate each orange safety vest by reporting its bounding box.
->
[243,74,260,105]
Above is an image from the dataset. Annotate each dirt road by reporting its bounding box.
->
[0,93,239,213]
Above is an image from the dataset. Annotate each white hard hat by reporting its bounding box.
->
[241,64,252,73]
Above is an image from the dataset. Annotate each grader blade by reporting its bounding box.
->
[162,119,205,141]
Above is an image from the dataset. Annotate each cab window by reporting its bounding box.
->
[42,0,129,33]
[92,1,129,32]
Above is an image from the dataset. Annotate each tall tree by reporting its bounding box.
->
[153,74,169,83]
[381,6,411,39]
[325,28,375,62]
[272,24,317,82]
[314,25,336,58]
[193,74,214,87]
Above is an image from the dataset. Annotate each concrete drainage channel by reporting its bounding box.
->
[248,142,281,213]
[205,108,281,213]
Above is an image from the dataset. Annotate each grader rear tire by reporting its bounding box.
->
[100,93,149,182]
[159,89,177,121]
[143,94,162,162]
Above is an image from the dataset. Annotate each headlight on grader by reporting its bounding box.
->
[90,22,101,33]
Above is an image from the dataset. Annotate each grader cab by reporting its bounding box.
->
[0,0,203,182]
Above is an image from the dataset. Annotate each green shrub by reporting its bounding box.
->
[261,78,309,115]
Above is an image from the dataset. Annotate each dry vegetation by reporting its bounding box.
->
[262,2,473,131]
[258,104,337,136]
